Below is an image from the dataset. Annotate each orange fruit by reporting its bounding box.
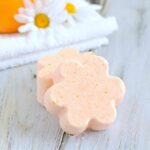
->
[0,0,24,33]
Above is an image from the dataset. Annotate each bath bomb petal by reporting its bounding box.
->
[107,77,126,106]
[37,48,79,71]
[88,102,116,130]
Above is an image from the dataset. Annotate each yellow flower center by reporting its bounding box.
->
[34,13,50,28]
[65,2,76,14]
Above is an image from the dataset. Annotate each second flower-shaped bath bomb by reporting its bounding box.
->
[43,54,125,135]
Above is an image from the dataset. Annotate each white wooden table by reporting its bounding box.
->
[0,0,150,149]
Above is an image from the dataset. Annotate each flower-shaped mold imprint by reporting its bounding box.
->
[37,48,94,105]
[44,55,126,135]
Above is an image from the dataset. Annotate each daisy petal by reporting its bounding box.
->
[18,23,35,33]
[19,7,35,16]
[18,25,30,33]
[25,8,35,16]
[14,14,33,23]
[35,0,43,12]
[18,8,26,14]
[23,0,34,8]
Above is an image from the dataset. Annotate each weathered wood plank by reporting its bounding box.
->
[0,65,64,150]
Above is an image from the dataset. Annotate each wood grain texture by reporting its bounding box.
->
[0,65,64,150]
[1,0,150,149]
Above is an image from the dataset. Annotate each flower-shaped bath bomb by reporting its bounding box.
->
[44,55,125,135]
[37,48,93,105]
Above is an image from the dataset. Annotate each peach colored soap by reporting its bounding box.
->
[43,54,126,135]
[37,48,93,105]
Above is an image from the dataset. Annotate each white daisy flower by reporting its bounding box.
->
[64,0,101,24]
[14,0,66,33]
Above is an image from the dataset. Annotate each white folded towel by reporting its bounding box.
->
[0,17,118,70]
